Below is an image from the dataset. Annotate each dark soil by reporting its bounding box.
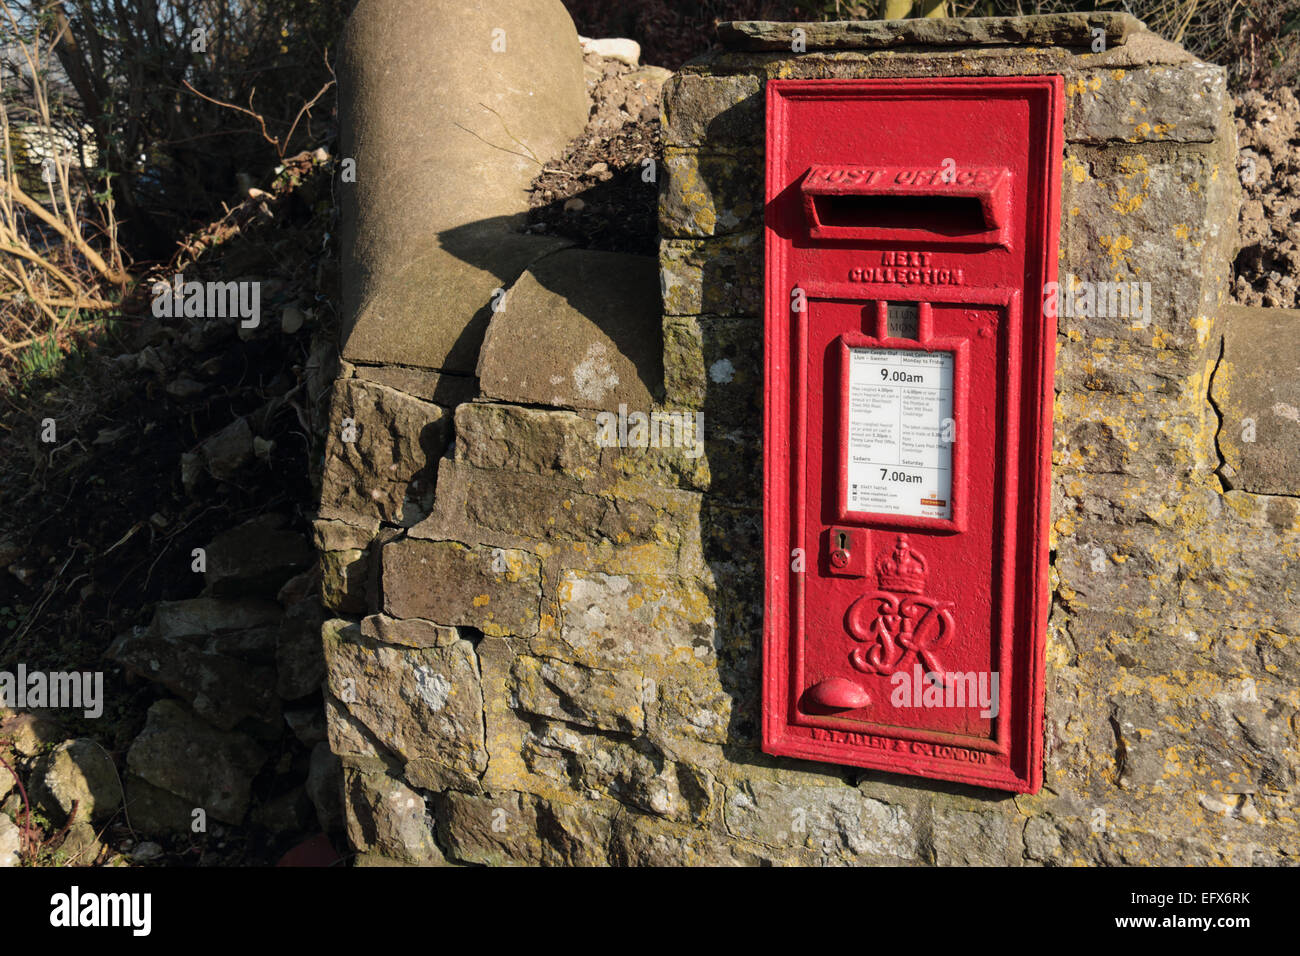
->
[1233,83,1300,309]
[527,55,664,257]
[526,120,662,257]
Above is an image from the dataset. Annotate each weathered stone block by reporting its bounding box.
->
[652,672,734,746]
[437,790,612,866]
[121,775,199,836]
[352,364,477,408]
[320,548,368,614]
[932,807,1017,866]
[450,403,714,502]
[477,250,662,411]
[1212,306,1300,496]
[343,768,446,865]
[1054,520,1190,623]
[662,315,762,429]
[725,777,923,862]
[1060,142,1239,349]
[455,403,601,481]
[660,149,762,237]
[1065,64,1230,144]
[307,742,344,831]
[126,700,267,824]
[1180,518,1300,633]
[30,739,122,825]
[107,599,283,731]
[716,13,1144,51]
[1054,389,1213,478]
[1055,336,1207,398]
[312,518,377,552]
[382,538,541,636]
[660,232,762,316]
[319,378,450,527]
[324,684,388,761]
[476,636,544,793]
[1023,815,1065,863]
[534,570,716,671]
[609,810,776,866]
[203,514,312,598]
[1109,678,1292,794]
[323,618,486,780]
[661,73,762,148]
[460,465,690,549]
[276,597,327,699]
[512,655,645,734]
[361,613,460,648]
[1051,472,1219,537]
[522,721,713,823]
[462,469,615,542]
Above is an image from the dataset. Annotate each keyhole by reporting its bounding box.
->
[837,531,849,550]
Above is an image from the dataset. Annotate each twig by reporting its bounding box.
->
[281,79,336,161]
[181,79,278,153]
[477,101,542,165]
[182,75,336,161]
[0,179,128,286]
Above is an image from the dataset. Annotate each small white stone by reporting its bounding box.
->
[131,841,164,863]
[580,37,640,67]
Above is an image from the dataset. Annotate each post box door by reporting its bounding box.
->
[762,77,1063,793]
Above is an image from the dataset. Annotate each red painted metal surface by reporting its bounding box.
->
[762,77,1063,793]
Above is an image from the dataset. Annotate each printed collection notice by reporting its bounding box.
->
[845,347,954,520]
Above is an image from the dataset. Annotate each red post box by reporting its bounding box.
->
[762,77,1064,793]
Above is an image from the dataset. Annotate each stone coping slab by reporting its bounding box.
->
[717,13,1145,51]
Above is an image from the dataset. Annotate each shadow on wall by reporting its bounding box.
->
[434,188,664,407]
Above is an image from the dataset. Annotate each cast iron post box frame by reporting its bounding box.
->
[762,76,1063,793]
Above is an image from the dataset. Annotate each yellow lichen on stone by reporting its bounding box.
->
[1065,74,1103,97]
[1098,234,1134,272]
[1189,314,1213,346]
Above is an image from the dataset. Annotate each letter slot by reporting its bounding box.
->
[801,164,1012,245]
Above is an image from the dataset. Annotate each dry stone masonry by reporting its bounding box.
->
[317,6,1298,865]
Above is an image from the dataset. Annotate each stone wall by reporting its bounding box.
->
[318,11,1299,865]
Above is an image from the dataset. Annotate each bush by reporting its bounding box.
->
[3,0,355,257]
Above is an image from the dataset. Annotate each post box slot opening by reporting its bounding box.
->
[810,193,989,234]
[799,164,1012,245]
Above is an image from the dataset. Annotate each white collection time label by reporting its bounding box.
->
[845,347,954,520]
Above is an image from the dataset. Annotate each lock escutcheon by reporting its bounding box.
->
[825,527,866,577]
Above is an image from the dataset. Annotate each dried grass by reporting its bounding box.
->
[0,3,128,391]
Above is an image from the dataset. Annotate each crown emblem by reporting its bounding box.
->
[876,535,927,593]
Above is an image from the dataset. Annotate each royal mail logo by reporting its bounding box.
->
[845,535,954,677]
